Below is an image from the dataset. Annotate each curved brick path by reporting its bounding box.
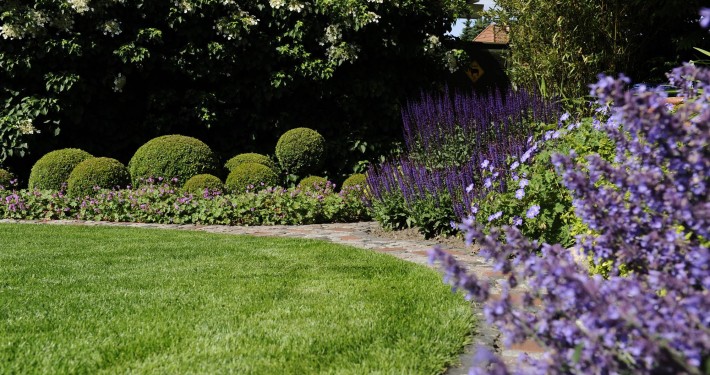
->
[0,219,543,372]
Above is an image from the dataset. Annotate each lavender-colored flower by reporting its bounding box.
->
[466,183,474,193]
[510,161,519,170]
[519,178,529,188]
[487,211,502,222]
[481,159,490,169]
[559,112,570,122]
[526,205,540,218]
[430,65,710,374]
[701,8,710,28]
[515,189,525,200]
[512,216,522,226]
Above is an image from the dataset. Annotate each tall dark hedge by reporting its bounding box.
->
[0,0,468,181]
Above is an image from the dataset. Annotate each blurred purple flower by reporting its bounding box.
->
[488,211,502,222]
[515,189,525,200]
[526,205,540,218]
[484,178,492,189]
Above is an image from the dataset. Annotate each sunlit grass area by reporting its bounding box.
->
[0,224,473,374]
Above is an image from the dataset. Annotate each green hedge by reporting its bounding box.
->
[225,153,276,172]
[225,162,279,193]
[28,149,93,191]
[183,174,224,195]
[298,176,328,190]
[129,135,217,185]
[341,173,367,191]
[275,128,326,176]
[67,157,131,197]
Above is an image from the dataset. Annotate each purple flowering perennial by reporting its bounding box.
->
[429,65,710,374]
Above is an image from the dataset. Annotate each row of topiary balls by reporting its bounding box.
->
[1,127,367,197]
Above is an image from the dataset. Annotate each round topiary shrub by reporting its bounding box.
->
[225,162,279,193]
[224,153,276,172]
[0,168,13,188]
[129,135,217,185]
[28,148,93,191]
[298,176,328,190]
[275,127,326,176]
[67,157,131,197]
[341,173,367,191]
[183,174,224,194]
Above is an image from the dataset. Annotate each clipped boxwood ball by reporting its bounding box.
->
[225,153,276,172]
[67,157,130,197]
[225,162,279,193]
[28,148,93,191]
[0,168,13,188]
[298,176,328,190]
[129,135,217,185]
[341,173,367,191]
[275,127,326,176]
[183,174,224,194]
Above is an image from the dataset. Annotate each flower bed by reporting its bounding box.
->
[0,180,370,225]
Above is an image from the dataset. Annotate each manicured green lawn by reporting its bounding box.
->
[0,224,473,374]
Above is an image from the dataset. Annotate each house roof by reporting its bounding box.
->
[473,23,509,45]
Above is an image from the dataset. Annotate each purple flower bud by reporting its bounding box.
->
[701,8,710,28]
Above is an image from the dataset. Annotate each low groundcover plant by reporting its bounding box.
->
[430,64,709,373]
[0,179,369,225]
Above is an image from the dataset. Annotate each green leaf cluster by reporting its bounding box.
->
[476,118,615,247]
[0,182,370,225]
[489,0,708,101]
[67,157,131,197]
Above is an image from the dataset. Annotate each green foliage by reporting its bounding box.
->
[275,128,326,176]
[368,192,412,232]
[129,135,217,185]
[0,168,13,187]
[476,118,615,246]
[489,0,708,100]
[225,162,279,193]
[298,176,328,191]
[0,183,370,225]
[28,148,93,191]
[369,191,456,239]
[0,0,470,178]
[224,153,275,172]
[67,157,130,197]
[183,174,224,195]
[341,173,367,190]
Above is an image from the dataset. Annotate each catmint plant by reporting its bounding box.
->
[430,65,710,374]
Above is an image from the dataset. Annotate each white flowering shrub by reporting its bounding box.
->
[0,0,470,171]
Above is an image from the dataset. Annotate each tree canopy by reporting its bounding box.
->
[0,0,473,178]
[489,0,709,100]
